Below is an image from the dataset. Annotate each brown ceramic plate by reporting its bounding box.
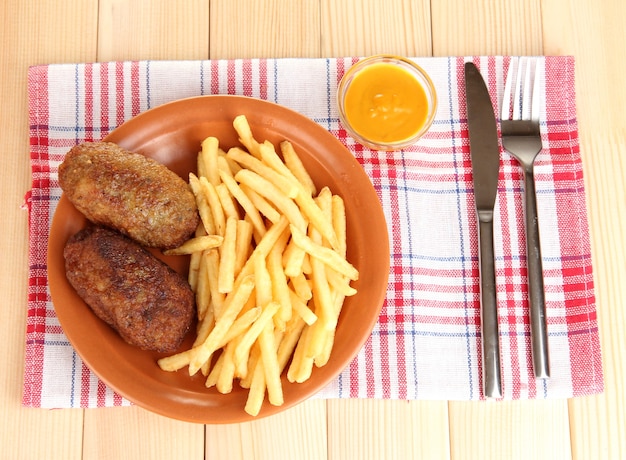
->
[48,95,390,424]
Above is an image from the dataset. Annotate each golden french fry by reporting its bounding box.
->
[227,147,299,199]
[189,173,217,235]
[280,140,316,196]
[233,301,280,378]
[259,322,283,406]
[290,225,359,281]
[282,237,307,278]
[332,194,347,257]
[199,176,226,237]
[188,250,201,292]
[216,340,237,394]
[268,227,292,326]
[195,252,211,319]
[204,249,225,318]
[290,273,312,301]
[205,352,224,388]
[219,169,266,237]
[240,184,281,224]
[188,274,255,376]
[234,219,253,277]
[216,183,240,220]
[244,359,266,416]
[235,170,307,232]
[218,217,238,294]
[217,154,235,178]
[201,136,221,186]
[163,235,223,255]
[233,115,262,159]
[326,268,357,297]
[277,316,307,371]
[287,324,314,383]
[259,141,295,181]
[288,288,317,326]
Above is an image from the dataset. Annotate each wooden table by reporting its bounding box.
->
[2,1,624,458]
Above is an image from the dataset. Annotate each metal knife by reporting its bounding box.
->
[464,62,502,399]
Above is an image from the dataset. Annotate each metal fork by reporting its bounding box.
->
[501,57,550,379]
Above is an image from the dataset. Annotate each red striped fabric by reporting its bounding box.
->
[23,57,603,408]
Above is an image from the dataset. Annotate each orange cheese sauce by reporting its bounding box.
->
[343,62,429,144]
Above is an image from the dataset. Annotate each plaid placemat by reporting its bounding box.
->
[24,56,603,408]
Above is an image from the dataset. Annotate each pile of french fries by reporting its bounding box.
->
[158,115,359,416]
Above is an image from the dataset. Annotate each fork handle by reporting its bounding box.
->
[524,169,550,379]
[477,212,502,399]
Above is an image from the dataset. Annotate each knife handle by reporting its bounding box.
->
[477,212,502,399]
[524,169,550,379]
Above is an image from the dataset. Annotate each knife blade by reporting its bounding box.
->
[464,62,502,399]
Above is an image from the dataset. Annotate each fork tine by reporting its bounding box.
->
[502,58,515,120]
[522,59,533,120]
[513,57,525,120]
[531,58,541,122]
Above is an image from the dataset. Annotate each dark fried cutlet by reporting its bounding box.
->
[58,141,199,249]
[64,226,195,353]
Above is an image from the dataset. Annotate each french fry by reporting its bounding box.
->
[240,184,281,224]
[195,252,211,320]
[244,359,266,416]
[227,147,299,199]
[216,183,240,220]
[188,274,255,376]
[189,173,217,235]
[290,224,359,281]
[268,227,292,327]
[218,217,238,294]
[234,219,253,277]
[280,140,316,196]
[259,322,283,406]
[288,288,317,326]
[282,237,307,278]
[290,273,312,301]
[216,339,237,394]
[201,136,221,186]
[233,115,262,159]
[219,169,266,237]
[199,177,226,237]
[163,235,223,255]
[233,301,280,378]
[204,249,225,318]
[235,170,307,233]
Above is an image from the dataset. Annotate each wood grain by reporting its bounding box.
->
[82,406,204,459]
[97,0,210,61]
[431,0,543,56]
[327,400,451,460]
[1,0,625,458]
[448,400,572,460]
[541,1,626,459]
[209,0,321,59]
[320,0,432,57]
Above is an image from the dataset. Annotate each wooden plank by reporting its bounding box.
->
[205,400,327,460]
[97,0,210,61]
[327,400,450,460]
[82,406,204,459]
[542,0,626,458]
[320,0,432,57]
[209,0,320,59]
[448,400,572,460]
[0,0,98,458]
[431,0,543,56]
